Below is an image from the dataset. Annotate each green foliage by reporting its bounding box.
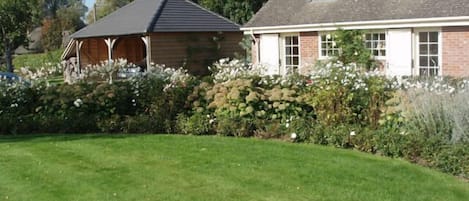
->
[184,74,314,138]
[333,29,376,70]
[87,0,133,23]
[0,70,196,134]
[176,113,212,135]
[192,0,268,24]
[13,49,63,69]
[305,61,395,127]
[0,0,38,72]
[40,0,86,51]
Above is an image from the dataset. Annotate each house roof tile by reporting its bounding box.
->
[244,0,469,28]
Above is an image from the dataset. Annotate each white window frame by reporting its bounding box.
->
[413,28,442,76]
[280,33,300,75]
[365,31,386,60]
[318,32,339,59]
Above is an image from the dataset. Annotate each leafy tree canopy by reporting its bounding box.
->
[0,0,38,72]
[192,0,268,24]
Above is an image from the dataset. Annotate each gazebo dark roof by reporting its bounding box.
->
[244,0,469,28]
[71,0,240,39]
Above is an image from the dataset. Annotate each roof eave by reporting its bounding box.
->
[242,16,469,34]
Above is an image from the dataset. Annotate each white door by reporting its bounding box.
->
[386,29,413,77]
[259,34,280,75]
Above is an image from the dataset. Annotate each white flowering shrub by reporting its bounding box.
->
[209,58,266,83]
[304,60,396,127]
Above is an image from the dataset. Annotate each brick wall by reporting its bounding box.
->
[299,32,318,74]
[442,26,469,77]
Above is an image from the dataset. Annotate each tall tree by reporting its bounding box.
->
[40,0,87,50]
[192,0,268,24]
[0,0,38,72]
[87,0,133,23]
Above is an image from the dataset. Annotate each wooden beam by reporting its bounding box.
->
[75,40,84,73]
[141,35,152,68]
[104,38,117,62]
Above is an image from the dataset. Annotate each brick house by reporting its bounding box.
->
[241,0,469,77]
[62,0,243,75]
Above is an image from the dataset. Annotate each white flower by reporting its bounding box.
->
[285,123,290,128]
[73,99,83,107]
[291,133,297,139]
[350,131,356,136]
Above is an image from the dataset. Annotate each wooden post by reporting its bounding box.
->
[75,40,84,73]
[104,38,117,63]
[141,35,152,68]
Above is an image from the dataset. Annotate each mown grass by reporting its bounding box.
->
[0,135,468,201]
[13,49,63,70]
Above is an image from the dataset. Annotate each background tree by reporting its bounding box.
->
[87,0,133,23]
[192,0,268,24]
[0,0,38,72]
[87,0,268,25]
[41,1,87,51]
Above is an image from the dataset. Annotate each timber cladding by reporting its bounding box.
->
[151,32,244,75]
[81,38,108,66]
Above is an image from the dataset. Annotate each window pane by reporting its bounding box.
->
[420,68,428,76]
[321,43,326,49]
[380,50,386,56]
[373,50,379,56]
[373,34,379,40]
[366,34,371,40]
[293,47,299,55]
[380,33,386,40]
[286,47,291,55]
[430,44,438,55]
[293,36,298,45]
[419,32,428,42]
[430,32,438,42]
[286,57,292,65]
[430,56,439,66]
[333,50,339,56]
[293,57,299,65]
[366,42,371,49]
[322,50,327,56]
[378,41,385,49]
[328,50,333,56]
[420,56,428,67]
[420,44,428,55]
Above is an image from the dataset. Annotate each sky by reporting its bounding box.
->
[85,0,96,10]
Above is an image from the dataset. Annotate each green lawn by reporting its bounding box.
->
[0,135,468,201]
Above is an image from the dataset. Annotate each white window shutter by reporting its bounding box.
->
[386,29,413,77]
[259,34,280,75]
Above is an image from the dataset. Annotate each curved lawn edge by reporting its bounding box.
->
[0,134,468,201]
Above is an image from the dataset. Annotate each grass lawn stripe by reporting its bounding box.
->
[0,135,468,201]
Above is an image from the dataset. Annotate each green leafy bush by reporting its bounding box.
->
[304,61,396,127]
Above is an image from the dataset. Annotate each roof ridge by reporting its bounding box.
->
[184,0,241,27]
[146,0,168,33]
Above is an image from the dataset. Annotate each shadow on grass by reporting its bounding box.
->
[0,133,160,143]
